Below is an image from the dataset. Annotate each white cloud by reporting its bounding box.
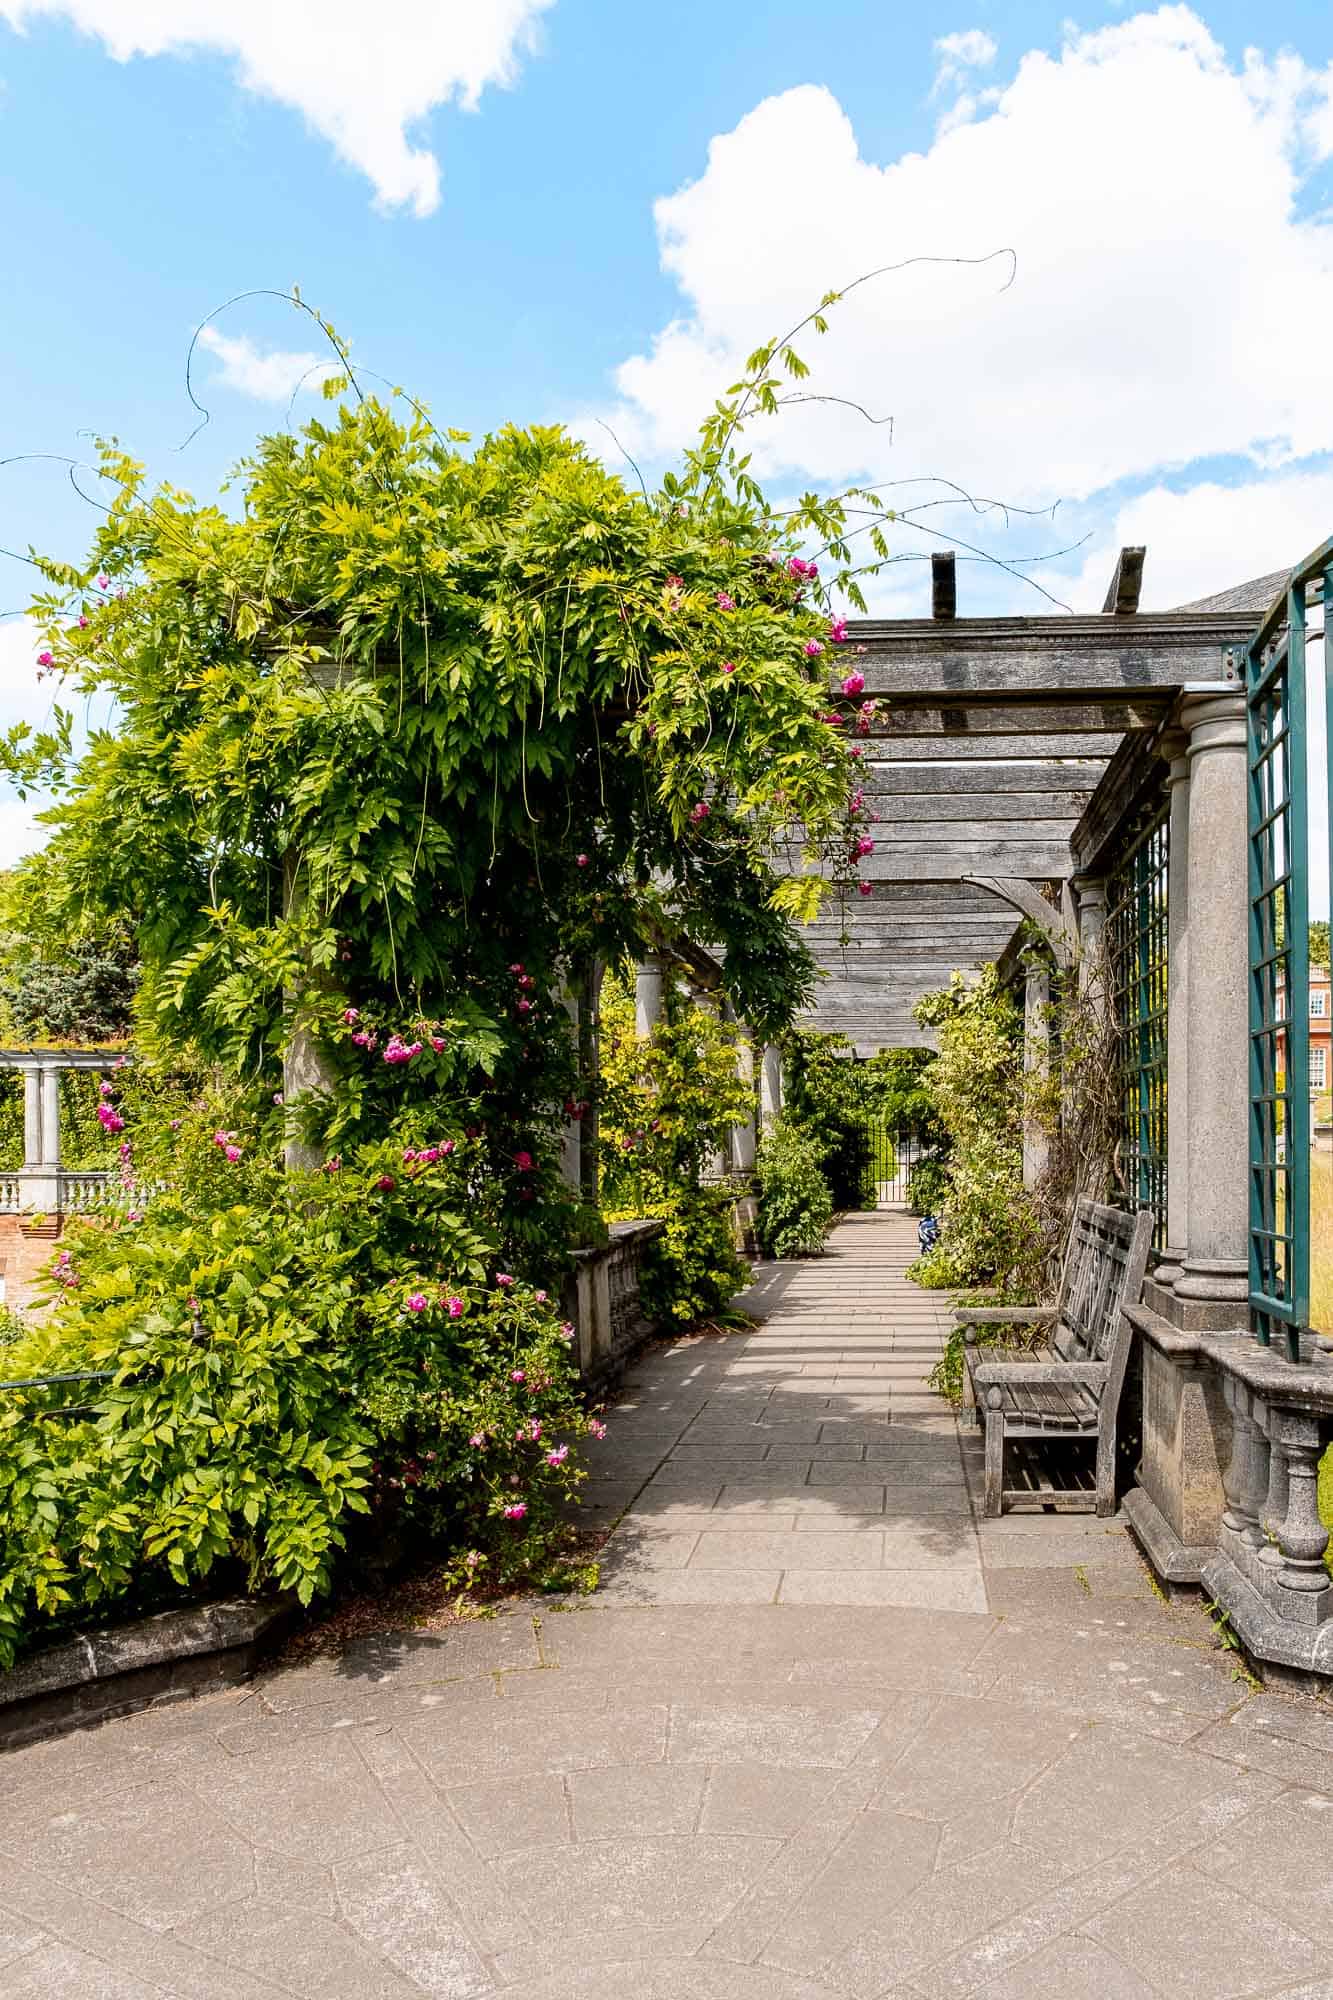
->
[1054,467,1333,613]
[0,0,553,214]
[932,27,997,92]
[601,9,1333,518]
[196,325,337,403]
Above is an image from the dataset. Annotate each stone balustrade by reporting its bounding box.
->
[563,1219,664,1393]
[1124,1302,1333,1683]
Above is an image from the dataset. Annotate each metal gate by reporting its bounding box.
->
[863,1118,920,1205]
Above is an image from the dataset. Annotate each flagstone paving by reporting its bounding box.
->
[3,1211,1331,1999]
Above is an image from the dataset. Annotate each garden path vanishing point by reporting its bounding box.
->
[4,1211,1331,2000]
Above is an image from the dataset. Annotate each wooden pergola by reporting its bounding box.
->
[800,549,1264,1050]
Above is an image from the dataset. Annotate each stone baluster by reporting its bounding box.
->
[1255,1399,1289,1574]
[1271,1408,1332,1598]
[1219,1379,1264,1550]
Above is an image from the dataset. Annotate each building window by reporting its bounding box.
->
[1313,1046,1328,1093]
[1312,990,1329,1020]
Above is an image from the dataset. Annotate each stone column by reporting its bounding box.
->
[1073,875,1107,995]
[40,1066,61,1168]
[559,985,581,1191]
[578,959,604,1206]
[1156,730,1191,1289]
[1022,965,1051,1190]
[1174,693,1250,1317]
[732,1036,757,1173]
[21,1066,41,1168]
[634,955,665,1041]
[281,854,341,1172]
[759,1044,783,1129]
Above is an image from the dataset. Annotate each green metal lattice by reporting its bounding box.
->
[1245,547,1332,1359]
[1105,798,1170,1251]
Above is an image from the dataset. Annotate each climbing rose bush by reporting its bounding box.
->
[0,1112,600,1668]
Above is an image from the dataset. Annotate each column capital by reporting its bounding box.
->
[1178,690,1247,760]
[1156,725,1191,784]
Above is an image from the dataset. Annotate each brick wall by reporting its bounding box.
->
[0,1216,63,1314]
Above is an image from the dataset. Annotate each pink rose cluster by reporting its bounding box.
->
[212,1128,242,1163]
[95,1078,125,1137]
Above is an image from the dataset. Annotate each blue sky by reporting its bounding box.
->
[0,0,1331,895]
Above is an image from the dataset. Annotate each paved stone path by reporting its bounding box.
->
[4,1212,1333,2000]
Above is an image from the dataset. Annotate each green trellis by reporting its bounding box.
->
[1105,798,1171,1252]
[1245,545,1333,1360]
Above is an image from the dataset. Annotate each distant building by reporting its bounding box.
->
[1313,960,1331,1103]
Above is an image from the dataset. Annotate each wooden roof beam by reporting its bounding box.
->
[1103,546,1146,616]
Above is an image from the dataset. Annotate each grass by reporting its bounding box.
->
[1313,1149,1332,1337]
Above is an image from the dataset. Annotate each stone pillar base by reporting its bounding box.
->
[1122,1485,1215,1591]
[1201,1551,1333,1688]
[1124,1306,1232,1588]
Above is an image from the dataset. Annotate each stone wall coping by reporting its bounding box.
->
[570,1217,665,1266]
[1126,1301,1333,1413]
[0,1048,131,1071]
[0,1598,286,1709]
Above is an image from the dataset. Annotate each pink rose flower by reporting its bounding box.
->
[376,1175,396,1192]
[721,660,737,675]
[510,1368,526,1383]
[496,1273,515,1288]
[36,650,53,668]
[576,852,589,867]
[503,1502,527,1520]
[858,880,873,897]
[406,1293,428,1313]
[546,1444,570,1466]
[830,617,849,643]
[447,1296,465,1318]
[343,1007,359,1024]
[224,1144,242,1162]
[689,801,710,824]
[513,1150,533,1172]
[803,640,824,658]
[841,671,866,697]
[715,591,735,611]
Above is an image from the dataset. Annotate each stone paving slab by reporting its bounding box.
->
[7,1210,1331,1998]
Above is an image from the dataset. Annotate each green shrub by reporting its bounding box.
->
[908,968,1047,1296]
[621,1175,750,1325]
[781,1029,873,1209]
[599,973,751,1325]
[906,1157,950,1217]
[756,1118,833,1257]
[0,1114,599,1669]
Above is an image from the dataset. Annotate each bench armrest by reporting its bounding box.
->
[972,1359,1109,1392]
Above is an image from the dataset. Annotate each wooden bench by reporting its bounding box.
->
[959,1199,1154,1517]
